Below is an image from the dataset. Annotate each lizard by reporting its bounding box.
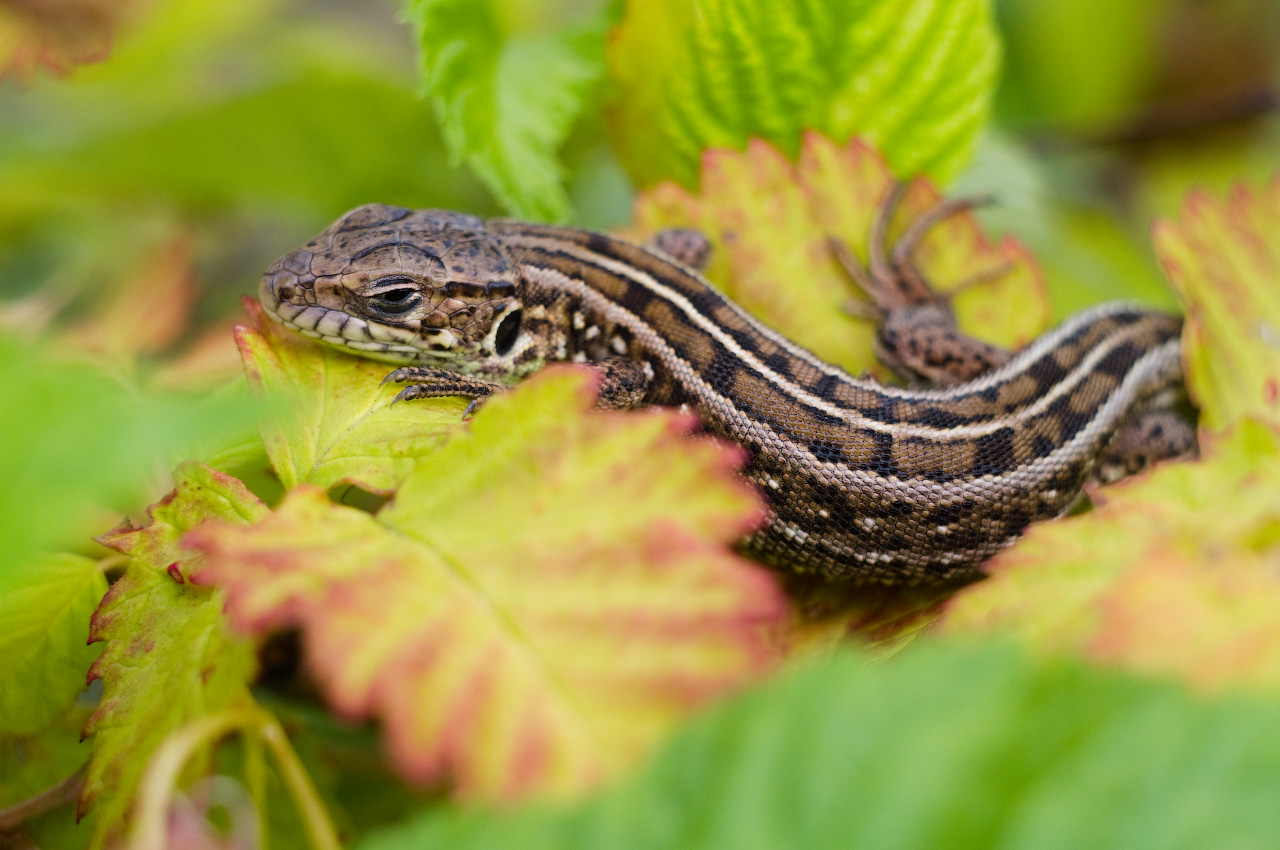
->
[258,184,1191,585]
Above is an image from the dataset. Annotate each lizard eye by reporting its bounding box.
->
[368,285,423,316]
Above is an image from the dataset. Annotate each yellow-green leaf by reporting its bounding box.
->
[80,461,265,848]
[633,133,1048,376]
[190,369,784,803]
[1154,178,1280,432]
[943,420,1280,692]
[235,297,467,493]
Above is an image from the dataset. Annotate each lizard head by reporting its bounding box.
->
[259,203,528,373]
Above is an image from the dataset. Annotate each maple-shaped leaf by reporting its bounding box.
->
[943,420,1280,692]
[1154,177,1280,432]
[81,461,266,849]
[633,133,1048,377]
[236,297,467,493]
[190,369,785,803]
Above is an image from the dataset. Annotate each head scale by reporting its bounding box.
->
[259,204,527,373]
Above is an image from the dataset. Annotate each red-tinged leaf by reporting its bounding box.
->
[235,297,466,494]
[80,461,266,848]
[633,133,1048,377]
[943,420,1280,692]
[1154,177,1280,432]
[59,234,199,364]
[0,0,138,81]
[190,369,785,803]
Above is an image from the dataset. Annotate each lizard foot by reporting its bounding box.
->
[381,367,506,415]
[830,181,1013,385]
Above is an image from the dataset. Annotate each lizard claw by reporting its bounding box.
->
[381,367,413,386]
[391,384,425,405]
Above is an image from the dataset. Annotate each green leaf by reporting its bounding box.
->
[0,336,254,583]
[406,0,614,221]
[190,369,783,803]
[80,461,266,849]
[0,706,91,810]
[607,0,1001,188]
[235,298,467,493]
[357,643,1280,850]
[0,554,105,736]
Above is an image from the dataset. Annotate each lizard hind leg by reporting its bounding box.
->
[834,181,1013,386]
[650,228,713,272]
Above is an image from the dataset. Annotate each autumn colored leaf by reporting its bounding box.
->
[190,369,785,803]
[1154,177,1280,432]
[81,461,265,848]
[632,134,1048,378]
[943,420,1280,692]
[236,297,467,494]
[0,553,105,736]
[0,0,139,80]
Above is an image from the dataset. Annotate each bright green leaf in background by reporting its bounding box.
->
[607,0,1000,189]
[0,336,254,584]
[405,0,617,221]
[359,643,1280,850]
[0,554,105,736]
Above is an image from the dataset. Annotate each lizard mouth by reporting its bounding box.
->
[258,279,457,364]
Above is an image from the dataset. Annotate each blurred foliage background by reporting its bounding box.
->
[1,0,1277,318]
[2,0,1278,342]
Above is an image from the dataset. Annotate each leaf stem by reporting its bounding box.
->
[131,709,262,850]
[244,726,269,850]
[128,707,341,850]
[0,764,86,830]
[258,717,342,850]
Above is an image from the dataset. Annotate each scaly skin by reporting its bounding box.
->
[259,195,1188,584]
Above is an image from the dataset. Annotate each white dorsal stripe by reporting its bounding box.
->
[512,228,1153,400]
[509,235,1163,440]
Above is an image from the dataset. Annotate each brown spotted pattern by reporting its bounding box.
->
[260,206,1187,584]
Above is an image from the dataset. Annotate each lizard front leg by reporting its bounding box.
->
[592,357,654,409]
[382,368,507,417]
[383,358,653,415]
